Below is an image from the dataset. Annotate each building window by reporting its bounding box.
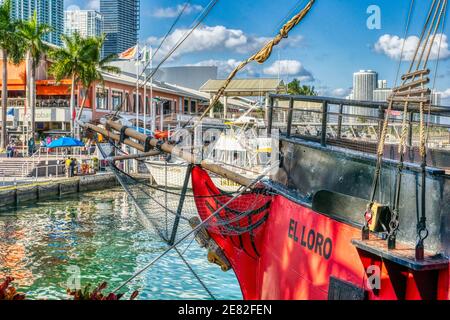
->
[96,88,109,110]
[125,93,130,112]
[191,100,197,113]
[112,91,123,110]
[163,101,171,115]
[184,99,189,114]
[133,94,143,113]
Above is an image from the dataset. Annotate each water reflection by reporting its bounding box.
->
[0,189,242,300]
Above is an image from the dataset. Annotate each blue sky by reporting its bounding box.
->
[66,0,450,101]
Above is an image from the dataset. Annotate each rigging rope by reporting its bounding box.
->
[111,0,220,119]
[112,164,274,294]
[193,0,316,125]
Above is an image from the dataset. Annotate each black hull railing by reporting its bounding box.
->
[267,94,450,170]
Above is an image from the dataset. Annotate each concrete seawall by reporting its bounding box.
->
[0,173,118,208]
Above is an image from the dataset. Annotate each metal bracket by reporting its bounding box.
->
[119,126,128,144]
[144,136,153,152]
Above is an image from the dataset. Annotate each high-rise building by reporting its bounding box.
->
[4,0,64,46]
[377,79,387,89]
[352,70,378,101]
[100,0,140,57]
[64,9,103,38]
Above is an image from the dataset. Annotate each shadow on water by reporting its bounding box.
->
[0,188,242,300]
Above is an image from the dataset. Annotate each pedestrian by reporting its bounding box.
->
[28,137,35,157]
[11,143,16,158]
[70,158,77,177]
[65,157,72,177]
[6,144,12,158]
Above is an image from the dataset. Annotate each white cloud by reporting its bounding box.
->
[65,0,99,11]
[375,33,450,61]
[263,60,314,81]
[146,25,303,61]
[153,3,203,18]
[87,0,99,10]
[437,88,450,99]
[315,86,352,98]
[191,59,257,77]
[331,88,352,97]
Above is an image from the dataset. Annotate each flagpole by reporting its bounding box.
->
[143,46,148,133]
[135,43,140,173]
[150,46,155,134]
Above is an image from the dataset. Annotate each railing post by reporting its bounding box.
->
[169,163,193,245]
[321,101,328,147]
[286,98,294,138]
[337,104,344,139]
[267,96,274,136]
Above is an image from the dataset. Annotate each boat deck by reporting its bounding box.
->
[352,238,449,271]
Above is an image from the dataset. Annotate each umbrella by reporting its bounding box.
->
[46,137,85,148]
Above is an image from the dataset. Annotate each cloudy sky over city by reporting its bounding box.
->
[65,0,450,103]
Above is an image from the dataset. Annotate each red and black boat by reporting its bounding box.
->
[188,0,450,301]
[191,90,450,300]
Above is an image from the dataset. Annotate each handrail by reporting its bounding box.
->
[269,94,450,115]
[267,95,450,163]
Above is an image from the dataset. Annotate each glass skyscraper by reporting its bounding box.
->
[5,0,64,46]
[100,0,140,57]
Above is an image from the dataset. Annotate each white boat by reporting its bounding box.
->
[145,127,271,191]
[145,160,245,192]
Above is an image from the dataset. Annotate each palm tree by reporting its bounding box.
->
[48,33,119,137]
[0,0,25,150]
[76,35,120,123]
[18,11,52,137]
[48,32,89,137]
[287,78,317,96]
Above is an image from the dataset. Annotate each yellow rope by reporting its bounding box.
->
[398,101,410,155]
[377,100,393,156]
[197,0,316,121]
[419,101,427,157]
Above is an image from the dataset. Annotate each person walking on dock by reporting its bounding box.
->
[70,158,77,177]
[65,158,72,178]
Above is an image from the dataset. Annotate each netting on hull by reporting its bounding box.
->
[97,143,273,245]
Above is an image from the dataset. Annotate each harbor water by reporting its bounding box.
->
[0,188,242,300]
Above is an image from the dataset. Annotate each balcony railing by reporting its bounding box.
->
[267,94,450,169]
[1,98,69,108]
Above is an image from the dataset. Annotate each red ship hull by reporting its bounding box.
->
[191,167,450,300]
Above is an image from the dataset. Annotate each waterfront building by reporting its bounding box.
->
[100,0,140,57]
[109,61,219,91]
[4,0,64,46]
[0,55,233,139]
[64,9,103,38]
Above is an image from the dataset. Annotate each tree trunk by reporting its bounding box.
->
[77,90,87,122]
[25,51,30,135]
[30,60,36,136]
[70,73,76,137]
[76,88,88,140]
[1,50,8,150]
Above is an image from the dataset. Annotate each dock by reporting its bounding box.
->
[0,173,119,208]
